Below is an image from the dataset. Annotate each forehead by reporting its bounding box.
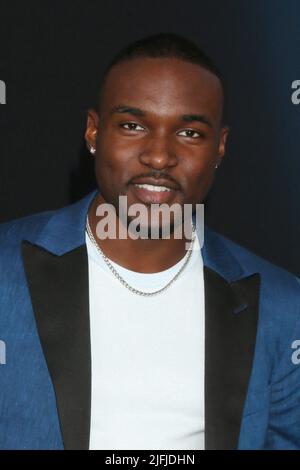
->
[101,57,223,123]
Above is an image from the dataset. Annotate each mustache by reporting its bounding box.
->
[129,171,181,188]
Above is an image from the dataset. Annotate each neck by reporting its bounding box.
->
[88,192,193,274]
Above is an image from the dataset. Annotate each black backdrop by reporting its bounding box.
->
[0,0,299,276]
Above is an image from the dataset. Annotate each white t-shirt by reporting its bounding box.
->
[86,230,205,450]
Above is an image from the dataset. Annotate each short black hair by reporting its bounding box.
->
[96,32,224,116]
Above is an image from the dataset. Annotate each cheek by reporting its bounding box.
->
[100,128,139,163]
[96,132,121,170]
[95,140,136,188]
[182,159,216,201]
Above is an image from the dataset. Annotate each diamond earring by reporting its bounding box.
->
[88,144,96,155]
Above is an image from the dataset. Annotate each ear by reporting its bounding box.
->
[85,109,100,151]
[216,126,230,166]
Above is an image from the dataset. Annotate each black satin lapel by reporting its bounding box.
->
[204,266,260,450]
[21,241,91,450]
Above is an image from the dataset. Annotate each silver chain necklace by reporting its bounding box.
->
[86,216,196,297]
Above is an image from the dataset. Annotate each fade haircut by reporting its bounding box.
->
[96,32,225,119]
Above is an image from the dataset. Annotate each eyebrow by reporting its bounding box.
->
[110,105,213,128]
[110,105,145,117]
[181,114,212,128]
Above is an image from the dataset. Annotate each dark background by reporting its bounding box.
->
[0,0,299,276]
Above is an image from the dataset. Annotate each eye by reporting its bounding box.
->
[120,122,145,132]
[177,129,204,139]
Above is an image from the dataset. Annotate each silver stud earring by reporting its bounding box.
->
[215,164,219,169]
[88,145,96,155]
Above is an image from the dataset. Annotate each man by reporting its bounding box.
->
[0,33,300,450]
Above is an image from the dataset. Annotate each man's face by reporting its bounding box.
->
[86,57,228,231]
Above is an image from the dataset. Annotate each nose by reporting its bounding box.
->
[138,133,178,170]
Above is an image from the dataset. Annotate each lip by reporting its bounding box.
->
[130,177,180,191]
[130,183,179,204]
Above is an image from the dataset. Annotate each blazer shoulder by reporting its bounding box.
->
[0,210,55,250]
[207,227,299,282]
[205,227,300,308]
